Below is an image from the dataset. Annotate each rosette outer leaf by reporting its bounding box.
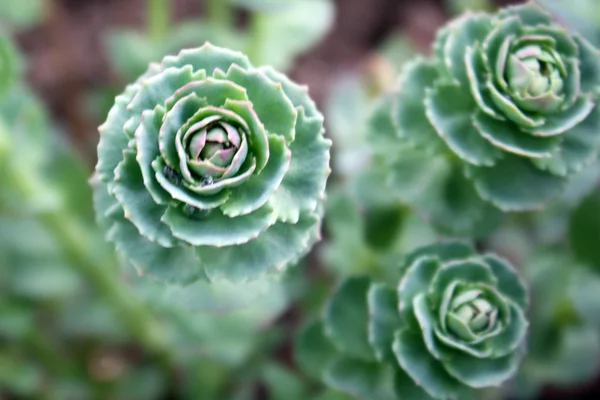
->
[375,2,600,211]
[94,43,331,284]
[296,241,529,400]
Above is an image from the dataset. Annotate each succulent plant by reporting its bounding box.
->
[297,241,529,399]
[93,43,331,285]
[373,2,600,212]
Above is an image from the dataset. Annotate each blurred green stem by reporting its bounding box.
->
[2,150,172,366]
[148,0,170,42]
[206,0,233,29]
[247,11,267,63]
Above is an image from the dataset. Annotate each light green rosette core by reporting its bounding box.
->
[372,2,600,212]
[93,43,331,285]
[296,241,529,400]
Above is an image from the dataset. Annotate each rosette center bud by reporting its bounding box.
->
[447,289,499,340]
[183,117,247,183]
[505,42,566,113]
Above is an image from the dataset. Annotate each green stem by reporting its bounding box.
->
[246,10,267,63]
[147,0,170,42]
[3,159,172,365]
[206,0,233,29]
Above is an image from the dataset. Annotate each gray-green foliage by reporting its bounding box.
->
[94,43,331,285]
[510,251,600,398]
[297,242,529,400]
[370,2,600,236]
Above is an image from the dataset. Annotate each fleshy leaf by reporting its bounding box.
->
[223,64,297,143]
[443,13,492,87]
[324,277,376,361]
[443,350,522,388]
[223,99,269,172]
[220,134,290,217]
[394,368,436,400]
[161,202,276,246]
[323,356,396,400]
[161,42,252,75]
[198,212,320,282]
[398,257,440,320]
[112,151,177,247]
[425,82,502,166]
[152,159,231,210]
[482,254,528,309]
[268,109,331,223]
[96,84,139,181]
[135,107,171,204]
[295,319,338,381]
[401,242,476,272]
[533,106,600,175]
[486,80,544,128]
[569,189,600,268]
[259,65,321,118]
[527,95,595,137]
[496,2,552,25]
[413,294,444,360]
[393,329,466,399]
[574,34,600,92]
[393,58,445,151]
[125,66,195,135]
[465,45,505,120]
[163,77,248,111]
[473,109,559,158]
[158,93,207,168]
[92,179,205,285]
[487,302,528,357]
[430,259,497,297]
[467,155,566,211]
[368,283,403,362]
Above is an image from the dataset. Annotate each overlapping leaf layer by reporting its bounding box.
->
[94,43,331,285]
[297,242,529,399]
[372,3,600,213]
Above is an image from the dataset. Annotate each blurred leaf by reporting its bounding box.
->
[537,0,600,47]
[295,319,337,381]
[569,267,600,328]
[109,365,168,400]
[0,303,34,339]
[248,0,334,70]
[323,356,396,400]
[314,390,356,400]
[104,22,245,81]
[0,0,44,30]
[263,363,309,400]
[325,74,372,178]
[569,188,600,269]
[0,354,42,396]
[445,0,493,15]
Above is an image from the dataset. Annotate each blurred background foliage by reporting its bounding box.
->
[2,0,600,399]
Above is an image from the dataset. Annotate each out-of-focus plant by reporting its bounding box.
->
[94,43,331,284]
[296,242,529,400]
[537,0,600,48]
[0,0,44,31]
[104,0,333,81]
[445,0,494,15]
[509,250,600,399]
[369,2,600,238]
[0,33,297,399]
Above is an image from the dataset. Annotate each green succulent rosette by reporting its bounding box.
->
[297,242,529,399]
[376,2,600,212]
[93,43,331,284]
